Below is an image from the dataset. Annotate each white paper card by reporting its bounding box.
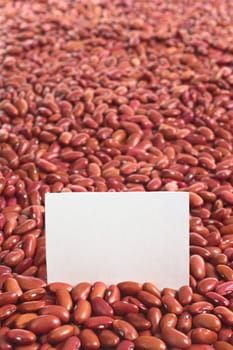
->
[45,192,189,289]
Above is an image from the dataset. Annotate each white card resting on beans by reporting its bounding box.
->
[45,192,189,289]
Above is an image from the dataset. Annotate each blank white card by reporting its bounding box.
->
[45,192,189,289]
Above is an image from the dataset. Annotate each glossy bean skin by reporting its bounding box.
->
[39,305,70,323]
[113,319,138,340]
[73,300,92,324]
[192,314,221,332]
[6,329,36,346]
[27,315,61,334]
[190,327,218,344]
[134,336,167,350]
[161,327,191,348]
[79,329,100,350]
[98,330,120,347]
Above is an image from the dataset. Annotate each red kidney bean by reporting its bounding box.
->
[84,316,113,330]
[125,313,151,330]
[190,255,206,279]
[79,329,100,350]
[39,305,70,323]
[178,286,193,305]
[71,282,91,302]
[90,282,107,300]
[15,275,46,291]
[197,278,219,295]
[137,291,161,307]
[193,313,221,332]
[214,306,233,326]
[6,329,36,346]
[113,319,138,340]
[147,307,162,334]
[206,292,230,307]
[118,282,142,295]
[56,288,73,311]
[112,301,139,314]
[91,297,114,316]
[47,325,74,344]
[104,285,121,304]
[160,313,178,330]
[191,327,218,344]
[134,336,167,350]
[142,282,161,298]
[0,304,17,320]
[161,327,191,348]
[98,330,120,347]
[162,295,183,314]
[27,315,61,334]
[0,292,18,306]
[73,299,92,324]
[14,313,38,329]
[177,312,192,333]
[188,301,214,314]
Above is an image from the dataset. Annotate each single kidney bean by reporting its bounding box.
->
[21,288,46,302]
[73,299,92,324]
[79,329,100,350]
[191,327,218,344]
[177,312,192,333]
[178,286,193,305]
[159,313,178,330]
[0,292,18,306]
[206,292,230,307]
[134,335,167,350]
[188,301,214,314]
[14,313,38,329]
[17,301,46,313]
[84,316,113,330]
[15,275,46,291]
[47,282,72,293]
[161,326,191,348]
[105,284,121,304]
[39,305,70,323]
[113,319,138,340]
[162,295,183,314]
[125,313,151,330]
[190,255,206,280]
[118,281,142,295]
[197,278,219,295]
[56,288,73,311]
[27,315,61,334]
[137,291,161,307]
[147,307,162,334]
[193,313,222,332]
[214,306,233,326]
[142,282,161,298]
[0,304,17,320]
[71,282,91,301]
[112,301,139,314]
[91,297,114,316]
[90,282,107,300]
[47,325,74,344]
[98,329,120,347]
[6,329,36,346]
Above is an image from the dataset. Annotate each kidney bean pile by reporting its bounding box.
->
[0,0,233,349]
